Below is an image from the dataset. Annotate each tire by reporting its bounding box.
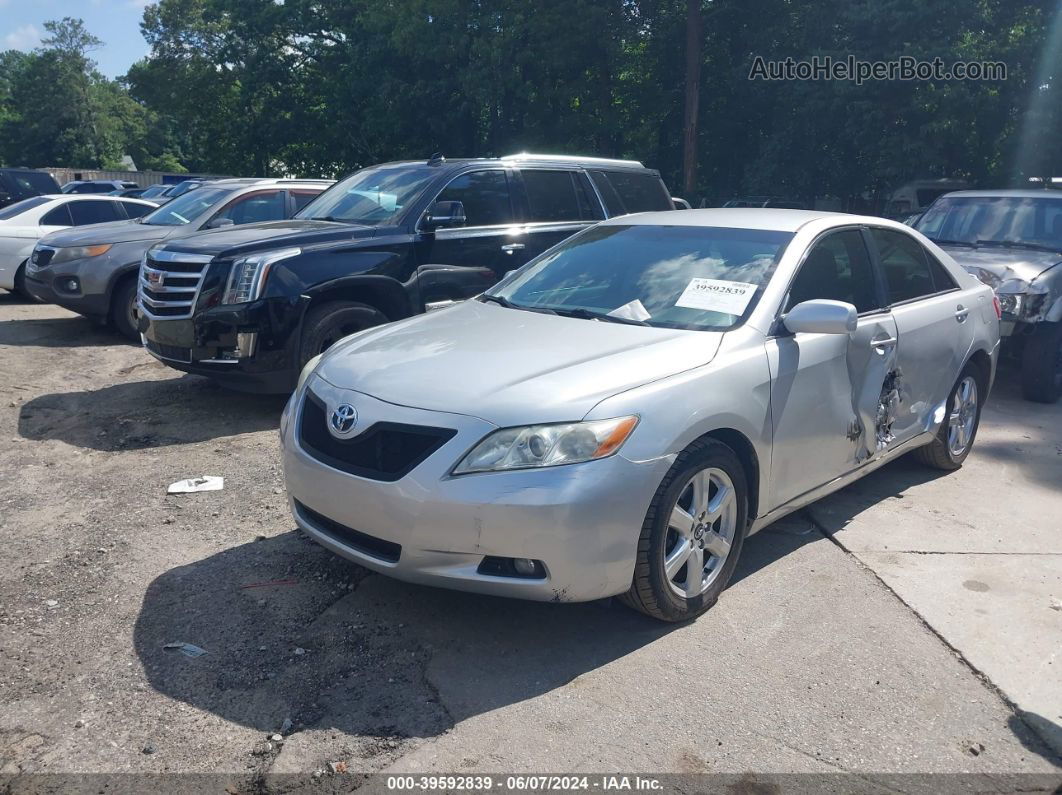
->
[913,364,985,471]
[13,262,30,299]
[298,301,389,368]
[618,438,748,622]
[1020,322,1062,404]
[110,277,141,341]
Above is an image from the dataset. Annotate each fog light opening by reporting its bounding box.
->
[477,556,547,580]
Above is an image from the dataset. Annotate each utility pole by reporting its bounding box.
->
[682,0,703,196]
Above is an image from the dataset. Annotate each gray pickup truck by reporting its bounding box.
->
[915,189,1062,403]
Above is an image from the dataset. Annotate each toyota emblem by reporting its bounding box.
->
[330,404,358,434]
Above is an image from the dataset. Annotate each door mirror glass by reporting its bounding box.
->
[207,217,235,229]
[783,299,858,335]
[422,200,467,230]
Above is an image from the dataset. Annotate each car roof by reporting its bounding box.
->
[206,178,335,187]
[368,154,653,172]
[603,208,848,231]
[937,189,1062,200]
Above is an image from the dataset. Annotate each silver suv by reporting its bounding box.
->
[282,209,999,621]
[24,178,332,339]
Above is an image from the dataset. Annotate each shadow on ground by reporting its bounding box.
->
[1009,711,1062,764]
[132,524,820,740]
[0,294,130,348]
[19,374,287,450]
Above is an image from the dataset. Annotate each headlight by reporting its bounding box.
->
[452,416,638,474]
[997,293,1023,317]
[49,244,113,264]
[222,247,301,304]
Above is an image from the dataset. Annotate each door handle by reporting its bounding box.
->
[871,336,897,349]
[500,243,525,254]
[954,305,969,323]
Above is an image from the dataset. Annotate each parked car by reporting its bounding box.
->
[162,179,213,199]
[0,194,157,297]
[883,179,969,219]
[0,168,62,209]
[110,187,151,199]
[139,153,679,392]
[23,178,331,339]
[281,208,999,621]
[915,189,1062,402]
[138,184,174,203]
[723,196,807,209]
[61,180,140,194]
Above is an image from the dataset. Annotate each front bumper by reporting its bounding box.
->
[23,271,110,318]
[281,375,673,603]
[139,297,305,393]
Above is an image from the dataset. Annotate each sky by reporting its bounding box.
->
[0,0,150,79]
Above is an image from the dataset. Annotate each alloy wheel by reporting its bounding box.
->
[663,467,738,599]
[947,375,978,457]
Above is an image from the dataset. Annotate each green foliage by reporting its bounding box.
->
[0,3,1058,203]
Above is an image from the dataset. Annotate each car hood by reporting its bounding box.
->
[41,219,169,247]
[160,219,373,258]
[939,245,1062,290]
[314,300,724,427]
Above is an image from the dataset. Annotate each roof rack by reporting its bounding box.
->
[500,153,644,168]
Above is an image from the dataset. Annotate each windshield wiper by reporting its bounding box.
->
[550,307,650,326]
[975,239,1062,254]
[929,238,976,248]
[478,294,558,315]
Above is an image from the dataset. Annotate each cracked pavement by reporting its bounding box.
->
[0,296,1059,786]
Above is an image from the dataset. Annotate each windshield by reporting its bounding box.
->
[297,165,435,225]
[140,185,168,198]
[140,186,234,226]
[916,196,1062,251]
[490,224,793,331]
[167,181,203,198]
[0,196,50,220]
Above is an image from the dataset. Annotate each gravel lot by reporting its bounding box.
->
[0,293,1059,789]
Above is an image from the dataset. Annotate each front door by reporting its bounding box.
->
[765,228,898,510]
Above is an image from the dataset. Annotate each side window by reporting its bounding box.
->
[787,229,880,314]
[69,200,122,226]
[574,173,604,220]
[603,171,673,213]
[435,170,513,227]
[215,191,287,225]
[926,251,958,291]
[291,191,319,213]
[521,170,583,223]
[121,201,153,220]
[870,228,936,304]
[40,204,73,226]
[588,170,626,216]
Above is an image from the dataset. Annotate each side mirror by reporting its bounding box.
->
[422,200,466,231]
[206,217,235,230]
[782,299,858,335]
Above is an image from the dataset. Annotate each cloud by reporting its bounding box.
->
[2,23,41,52]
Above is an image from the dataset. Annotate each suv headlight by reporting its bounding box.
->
[50,244,113,265]
[452,416,638,474]
[222,247,301,304]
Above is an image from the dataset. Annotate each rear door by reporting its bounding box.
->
[766,227,898,509]
[867,226,971,445]
[509,168,603,261]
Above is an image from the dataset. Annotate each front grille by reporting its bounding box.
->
[298,391,456,482]
[294,500,402,563]
[144,339,192,363]
[138,251,212,319]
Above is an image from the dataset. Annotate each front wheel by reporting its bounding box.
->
[298,301,389,369]
[111,277,140,341]
[1020,322,1062,404]
[619,439,748,622]
[914,366,984,471]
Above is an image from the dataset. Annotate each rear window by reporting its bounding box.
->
[588,170,672,216]
[0,196,51,220]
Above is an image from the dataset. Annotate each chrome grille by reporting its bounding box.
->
[138,250,213,320]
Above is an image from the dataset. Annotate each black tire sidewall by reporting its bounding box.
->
[111,278,140,340]
[644,444,748,621]
[299,302,387,368]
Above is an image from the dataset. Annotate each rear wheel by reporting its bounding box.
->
[110,277,140,341]
[619,439,748,622]
[914,365,984,470]
[1020,322,1062,404]
[298,301,388,369]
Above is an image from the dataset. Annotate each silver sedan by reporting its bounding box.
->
[281,209,1000,621]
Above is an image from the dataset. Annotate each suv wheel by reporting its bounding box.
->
[111,277,140,341]
[1021,322,1062,404]
[619,439,748,622]
[299,301,389,368]
[914,365,984,470]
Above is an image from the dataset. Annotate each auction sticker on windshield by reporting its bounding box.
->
[675,278,758,315]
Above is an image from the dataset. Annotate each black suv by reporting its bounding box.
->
[139,154,677,392]
[0,168,62,208]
